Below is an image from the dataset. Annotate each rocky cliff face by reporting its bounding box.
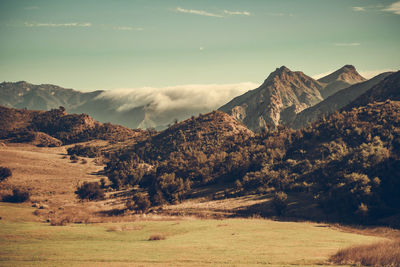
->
[318,65,366,98]
[219,66,324,131]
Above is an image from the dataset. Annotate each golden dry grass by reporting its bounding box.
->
[330,240,400,266]
[0,143,127,223]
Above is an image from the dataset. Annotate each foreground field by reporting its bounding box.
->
[0,203,384,267]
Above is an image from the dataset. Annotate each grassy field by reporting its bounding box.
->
[0,203,384,267]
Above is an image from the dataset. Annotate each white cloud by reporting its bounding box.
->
[334,42,361,46]
[98,82,257,114]
[359,69,397,79]
[115,26,143,31]
[175,7,223,17]
[352,6,366,12]
[223,10,251,16]
[383,1,400,14]
[24,22,92,27]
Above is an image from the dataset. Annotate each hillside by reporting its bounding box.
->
[237,100,400,224]
[104,110,260,200]
[291,72,393,129]
[99,99,400,226]
[0,106,148,145]
[318,65,366,98]
[345,70,400,109]
[219,66,324,130]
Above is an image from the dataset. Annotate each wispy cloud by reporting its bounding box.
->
[24,22,92,27]
[352,6,366,12]
[175,7,223,17]
[223,10,251,16]
[115,26,143,31]
[175,7,251,18]
[383,1,400,14]
[334,42,361,47]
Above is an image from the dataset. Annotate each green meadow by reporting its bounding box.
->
[0,203,384,266]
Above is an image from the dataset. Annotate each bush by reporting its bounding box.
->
[75,182,105,200]
[67,145,99,158]
[0,167,12,182]
[273,191,288,216]
[148,233,166,241]
[132,192,151,213]
[2,188,30,203]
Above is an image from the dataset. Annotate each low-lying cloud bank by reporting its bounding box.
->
[97,82,258,127]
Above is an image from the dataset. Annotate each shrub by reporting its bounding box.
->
[2,188,30,203]
[70,154,78,161]
[148,233,166,241]
[75,182,105,200]
[132,192,151,213]
[273,191,288,216]
[0,167,12,182]
[81,159,88,164]
[67,145,99,158]
[100,178,107,188]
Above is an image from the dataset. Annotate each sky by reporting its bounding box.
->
[0,0,399,92]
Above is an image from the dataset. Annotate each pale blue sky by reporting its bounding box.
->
[0,0,399,91]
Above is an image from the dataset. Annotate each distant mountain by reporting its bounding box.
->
[0,81,103,111]
[0,105,147,146]
[318,65,366,99]
[219,66,324,131]
[345,70,400,109]
[291,72,393,129]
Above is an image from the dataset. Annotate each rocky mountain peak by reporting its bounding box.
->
[219,67,324,130]
[318,65,365,84]
[318,65,366,98]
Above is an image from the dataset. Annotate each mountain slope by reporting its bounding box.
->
[291,72,393,129]
[219,66,324,131]
[318,65,366,98]
[345,70,400,109]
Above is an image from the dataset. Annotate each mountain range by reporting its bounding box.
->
[1,65,397,131]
